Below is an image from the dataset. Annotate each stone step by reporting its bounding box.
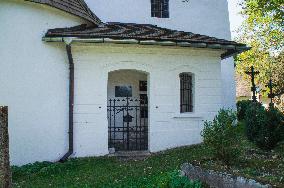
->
[108,151,151,161]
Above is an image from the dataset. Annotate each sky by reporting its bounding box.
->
[228,0,245,39]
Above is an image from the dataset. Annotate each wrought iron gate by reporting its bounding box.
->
[107,96,148,151]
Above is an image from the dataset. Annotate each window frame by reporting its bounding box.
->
[151,0,170,18]
[179,73,194,113]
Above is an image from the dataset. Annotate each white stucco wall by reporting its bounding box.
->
[86,0,236,109]
[0,0,232,166]
[0,0,88,165]
[72,44,223,154]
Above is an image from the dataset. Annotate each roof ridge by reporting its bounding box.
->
[77,0,93,18]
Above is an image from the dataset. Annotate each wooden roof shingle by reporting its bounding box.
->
[26,0,102,25]
[45,23,243,46]
[44,23,250,59]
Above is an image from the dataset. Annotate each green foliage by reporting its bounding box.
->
[239,0,283,52]
[235,0,284,99]
[237,100,262,120]
[242,0,284,27]
[263,108,284,145]
[271,52,284,96]
[271,53,284,112]
[245,104,284,150]
[147,171,202,188]
[237,100,250,121]
[201,109,240,164]
[244,103,267,142]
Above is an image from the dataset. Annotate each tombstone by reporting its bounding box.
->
[0,106,11,188]
[245,66,260,102]
[266,79,276,108]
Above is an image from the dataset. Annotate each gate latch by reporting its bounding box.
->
[123,114,133,123]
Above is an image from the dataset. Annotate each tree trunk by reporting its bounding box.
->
[0,106,11,188]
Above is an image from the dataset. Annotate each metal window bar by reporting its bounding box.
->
[180,73,193,113]
[151,0,169,18]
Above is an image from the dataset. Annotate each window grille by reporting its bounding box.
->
[180,73,193,113]
[151,0,169,18]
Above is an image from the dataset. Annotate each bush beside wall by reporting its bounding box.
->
[201,109,240,164]
[237,100,262,121]
[245,104,284,150]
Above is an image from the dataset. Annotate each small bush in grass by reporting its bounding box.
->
[201,109,240,164]
[237,100,262,121]
[245,105,284,150]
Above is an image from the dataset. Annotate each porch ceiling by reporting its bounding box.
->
[43,23,250,59]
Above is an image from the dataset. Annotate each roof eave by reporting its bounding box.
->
[42,36,251,58]
[221,46,252,60]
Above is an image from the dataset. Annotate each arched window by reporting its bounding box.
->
[151,0,169,18]
[180,73,193,113]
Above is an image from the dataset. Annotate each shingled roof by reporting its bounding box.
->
[45,23,237,45]
[26,0,102,25]
[30,1,249,59]
[44,23,250,59]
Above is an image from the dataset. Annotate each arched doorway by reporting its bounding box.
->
[107,69,149,152]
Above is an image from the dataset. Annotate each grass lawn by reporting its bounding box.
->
[12,124,284,188]
[13,146,209,188]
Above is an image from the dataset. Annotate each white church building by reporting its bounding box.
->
[0,0,249,166]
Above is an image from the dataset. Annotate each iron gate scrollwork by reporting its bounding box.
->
[108,96,148,151]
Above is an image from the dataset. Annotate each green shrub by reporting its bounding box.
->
[149,170,202,188]
[244,103,266,142]
[201,109,240,164]
[245,105,284,150]
[237,100,262,121]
